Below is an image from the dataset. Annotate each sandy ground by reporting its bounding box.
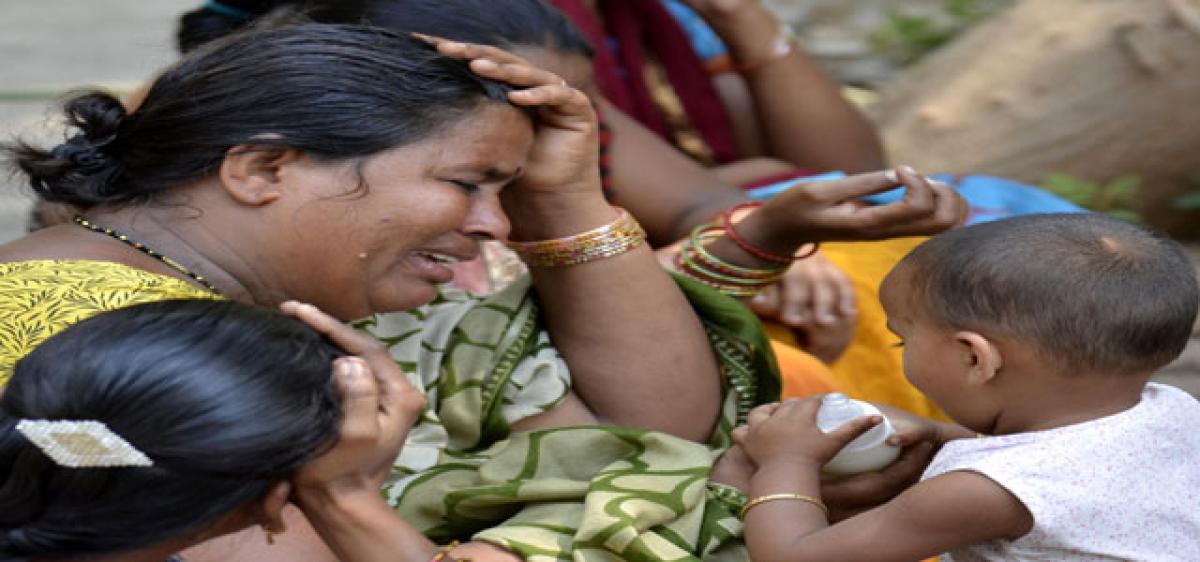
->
[1,0,1198,395]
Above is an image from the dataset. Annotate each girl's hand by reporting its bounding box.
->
[426,38,601,201]
[282,301,427,498]
[752,166,967,247]
[734,397,882,469]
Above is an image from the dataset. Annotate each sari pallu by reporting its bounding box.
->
[359,274,779,561]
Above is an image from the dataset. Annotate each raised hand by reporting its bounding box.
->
[282,301,426,496]
[424,37,601,201]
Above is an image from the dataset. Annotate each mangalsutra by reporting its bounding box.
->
[73,216,223,295]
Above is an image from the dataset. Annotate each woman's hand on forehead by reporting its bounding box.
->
[420,35,604,206]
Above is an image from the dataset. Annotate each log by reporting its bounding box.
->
[873,0,1200,236]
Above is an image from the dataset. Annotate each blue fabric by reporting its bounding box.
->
[747,173,1085,225]
[661,0,729,62]
[864,174,1085,224]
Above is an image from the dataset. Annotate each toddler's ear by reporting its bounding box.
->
[954,331,1002,385]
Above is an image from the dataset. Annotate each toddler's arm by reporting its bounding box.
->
[737,398,1032,561]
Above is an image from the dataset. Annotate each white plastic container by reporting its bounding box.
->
[817,393,901,476]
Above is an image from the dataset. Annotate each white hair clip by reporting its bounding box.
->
[16,420,153,468]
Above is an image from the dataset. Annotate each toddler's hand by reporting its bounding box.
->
[734,397,882,470]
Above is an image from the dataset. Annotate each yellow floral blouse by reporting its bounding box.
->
[0,260,217,385]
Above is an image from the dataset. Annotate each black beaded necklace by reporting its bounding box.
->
[73,216,223,296]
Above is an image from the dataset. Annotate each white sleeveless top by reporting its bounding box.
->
[922,383,1200,561]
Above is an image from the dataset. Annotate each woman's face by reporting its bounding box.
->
[270,103,534,319]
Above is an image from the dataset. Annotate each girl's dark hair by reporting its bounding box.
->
[0,300,344,560]
[308,0,594,57]
[5,24,522,207]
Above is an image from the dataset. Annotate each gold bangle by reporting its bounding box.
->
[506,207,646,268]
[740,493,829,519]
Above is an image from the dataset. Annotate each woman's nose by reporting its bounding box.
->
[462,194,511,242]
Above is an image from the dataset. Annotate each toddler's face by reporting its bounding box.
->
[880,266,979,426]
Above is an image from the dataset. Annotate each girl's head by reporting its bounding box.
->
[5,24,537,318]
[0,299,343,560]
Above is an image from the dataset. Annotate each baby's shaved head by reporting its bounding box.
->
[897,214,1198,375]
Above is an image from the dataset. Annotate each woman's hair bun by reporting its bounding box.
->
[9,91,128,207]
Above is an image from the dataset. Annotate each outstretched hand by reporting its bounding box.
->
[282,301,426,498]
[756,166,967,245]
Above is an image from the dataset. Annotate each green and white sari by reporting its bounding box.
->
[356,275,779,561]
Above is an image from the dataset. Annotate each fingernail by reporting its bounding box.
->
[884,169,898,183]
[900,165,917,176]
[338,359,362,378]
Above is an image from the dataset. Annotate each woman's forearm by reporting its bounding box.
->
[295,490,438,562]
[505,192,723,442]
[704,6,886,173]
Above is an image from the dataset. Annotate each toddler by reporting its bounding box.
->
[732,213,1200,561]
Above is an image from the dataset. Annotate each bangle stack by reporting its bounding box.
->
[507,207,646,268]
[674,203,818,298]
[677,222,788,297]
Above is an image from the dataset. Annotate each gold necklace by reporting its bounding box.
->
[73,216,223,295]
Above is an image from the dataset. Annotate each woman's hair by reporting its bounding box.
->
[0,299,344,559]
[901,213,1200,375]
[307,0,594,57]
[4,24,523,207]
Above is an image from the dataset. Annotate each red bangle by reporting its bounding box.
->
[722,203,819,263]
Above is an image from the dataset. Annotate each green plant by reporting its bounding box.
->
[1171,173,1200,211]
[1040,173,1143,223]
[869,0,1014,65]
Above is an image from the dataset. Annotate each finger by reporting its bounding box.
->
[749,284,781,318]
[835,270,858,316]
[779,271,813,327]
[809,273,837,326]
[802,167,917,203]
[746,401,782,426]
[280,301,378,356]
[731,424,749,445]
[333,358,382,442]
[507,84,590,112]
[827,414,883,445]
[468,59,566,89]
[433,40,533,67]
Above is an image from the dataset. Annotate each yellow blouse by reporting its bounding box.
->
[0,260,217,385]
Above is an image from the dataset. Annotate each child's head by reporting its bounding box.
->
[0,299,344,559]
[881,214,1198,424]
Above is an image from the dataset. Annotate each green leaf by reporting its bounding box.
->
[1103,175,1142,205]
[1172,191,1200,210]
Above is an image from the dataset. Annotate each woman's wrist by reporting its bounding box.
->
[701,5,786,64]
[504,190,616,242]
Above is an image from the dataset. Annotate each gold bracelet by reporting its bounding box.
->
[740,493,829,519]
[506,207,646,268]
